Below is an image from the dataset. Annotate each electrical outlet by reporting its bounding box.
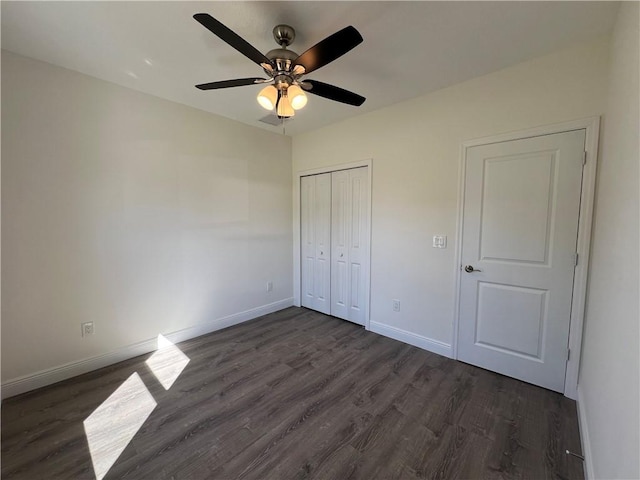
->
[266,281,273,293]
[432,235,447,248]
[392,300,401,312]
[81,322,94,337]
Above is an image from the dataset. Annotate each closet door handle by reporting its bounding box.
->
[340,253,344,258]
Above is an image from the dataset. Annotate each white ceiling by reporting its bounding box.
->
[1,1,619,136]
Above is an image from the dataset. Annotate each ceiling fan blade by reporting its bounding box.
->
[293,26,363,75]
[194,13,272,66]
[196,78,266,90]
[304,80,365,106]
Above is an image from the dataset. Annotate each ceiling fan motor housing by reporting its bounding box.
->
[266,25,303,86]
[272,24,295,47]
[266,52,299,86]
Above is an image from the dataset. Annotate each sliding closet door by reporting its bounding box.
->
[331,167,369,325]
[300,173,331,314]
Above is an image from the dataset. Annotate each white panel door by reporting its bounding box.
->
[331,167,369,325]
[458,130,585,392]
[300,173,331,314]
[331,170,349,320]
[346,167,369,325]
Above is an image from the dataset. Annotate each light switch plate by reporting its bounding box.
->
[433,235,447,248]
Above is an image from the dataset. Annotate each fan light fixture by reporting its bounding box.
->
[276,91,296,117]
[258,85,307,117]
[288,85,308,110]
[257,85,278,110]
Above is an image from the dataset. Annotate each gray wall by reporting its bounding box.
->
[579,3,640,478]
[2,51,293,383]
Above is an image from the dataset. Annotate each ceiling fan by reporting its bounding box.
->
[193,13,366,118]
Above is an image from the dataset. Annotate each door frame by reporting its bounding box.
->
[293,159,373,330]
[452,117,600,399]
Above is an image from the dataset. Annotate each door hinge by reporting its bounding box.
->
[574,253,579,267]
[582,151,587,166]
[567,348,571,361]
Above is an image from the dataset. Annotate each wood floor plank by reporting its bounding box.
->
[2,307,584,480]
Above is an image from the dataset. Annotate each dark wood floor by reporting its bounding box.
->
[2,307,584,479]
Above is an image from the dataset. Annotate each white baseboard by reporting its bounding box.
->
[2,298,294,399]
[369,321,453,358]
[577,386,595,479]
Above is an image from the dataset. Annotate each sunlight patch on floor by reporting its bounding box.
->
[145,334,190,390]
[83,372,156,480]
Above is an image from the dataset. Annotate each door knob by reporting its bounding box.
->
[464,265,482,273]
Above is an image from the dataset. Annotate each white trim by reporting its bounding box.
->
[460,117,599,148]
[1,298,294,399]
[370,321,453,358]
[296,159,372,178]
[451,141,468,361]
[293,159,373,330]
[452,116,600,399]
[577,386,595,479]
[564,117,600,400]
